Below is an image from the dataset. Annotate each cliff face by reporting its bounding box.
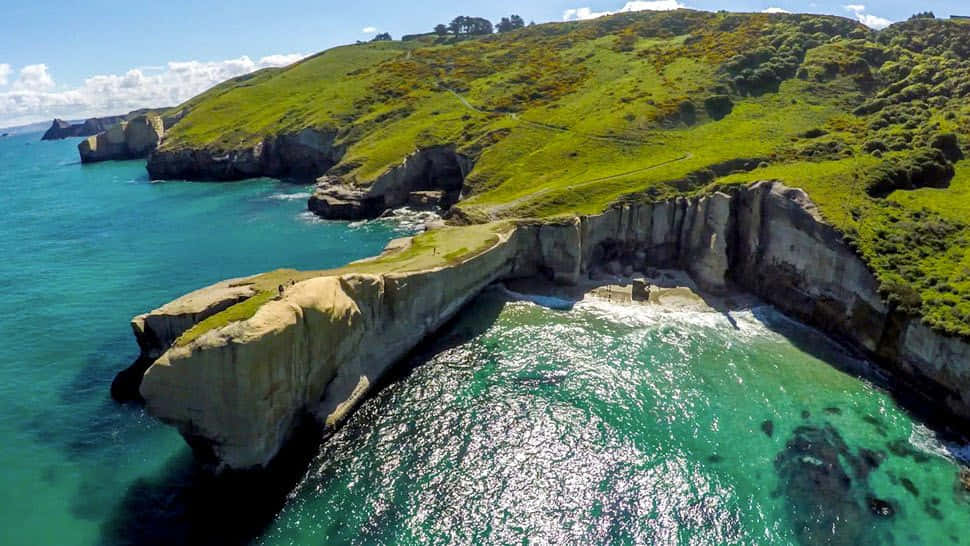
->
[522,182,970,423]
[79,115,165,163]
[110,277,259,402]
[41,115,125,140]
[146,128,342,181]
[126,181,970,470]
[308,146,474,220]
[138,229,520,468]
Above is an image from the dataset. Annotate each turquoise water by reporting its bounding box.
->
[0,133,399,545]
[2,132,970,545]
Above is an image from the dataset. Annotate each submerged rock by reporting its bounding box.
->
[761,420,774,438]
[900,477,919,497]
[866,495,896,518]
[774,424,898,545]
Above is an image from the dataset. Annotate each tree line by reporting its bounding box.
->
[433,14,528,37]
[370,14,527,43]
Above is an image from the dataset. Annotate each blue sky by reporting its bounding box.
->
[0,1,965,127]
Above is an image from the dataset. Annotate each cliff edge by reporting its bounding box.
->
[124,181,970,470]
[41,115,125,140]
[79,114,165,163]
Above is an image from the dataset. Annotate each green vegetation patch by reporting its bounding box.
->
[161,10,970,337]
[176,290,276,346]
[174,222,510,345]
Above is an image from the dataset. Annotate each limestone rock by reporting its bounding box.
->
[128,180,970,471]
[111,276,258,402]
[78,114,165,163]
[307,146,472,220]
[139,228,518,469]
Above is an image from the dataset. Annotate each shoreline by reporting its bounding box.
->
[121,181,970,471]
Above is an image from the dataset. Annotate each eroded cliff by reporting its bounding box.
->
[124,181,970,470]
[146,128,343,181]
[138,227,520,468]
[79,115,165,163]
[308,146,473,220]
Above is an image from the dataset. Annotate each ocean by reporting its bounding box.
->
[1,132,969,545]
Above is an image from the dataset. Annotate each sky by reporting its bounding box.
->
[0,1,966,128]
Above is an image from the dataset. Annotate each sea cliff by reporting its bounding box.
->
[120,181,970,470]
[41,115,126,140]
[146,128,342,181]
[79,114,165,163]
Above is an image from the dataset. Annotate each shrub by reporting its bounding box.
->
[931,133,964,161]
[865,148,955,197]
[678,100,697,125]
[880,276,924,313]
[704,95,733,120]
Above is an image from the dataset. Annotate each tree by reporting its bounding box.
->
[497,15,525,33]
[371,32,392,42]
[447,16,494,36]
[909,12,935,20]
[434,24,449,36]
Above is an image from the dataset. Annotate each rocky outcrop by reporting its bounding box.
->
[111,277,260,402]
[308,146,473,220]
[146,128,342,181]
[124,180,970,470]
[41,115,125,140]
[138,229,519,468]
[79,114,165,163]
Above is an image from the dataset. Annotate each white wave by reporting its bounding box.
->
[268,191,311,201]
[574,296,765,334]
[909,421,970,463]
[349,207,441,234]
[296,211,328,224]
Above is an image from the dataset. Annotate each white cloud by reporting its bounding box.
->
[12,64,55,92]
[563,1,686,21]
[362,26,377,33]
[843,4,891,29]
[0,64,10,86]
[0,54,306,127]
[762,7,791,14]
[856,13,892,29]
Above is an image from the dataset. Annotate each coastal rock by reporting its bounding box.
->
[79,114,165,163]
[139,229,519,468]
[125,181,970,470]
[111,277,258,402]
[41,119,75,140]
[146,128,342,181]
[41,115,126,140]
[308,146,473,220]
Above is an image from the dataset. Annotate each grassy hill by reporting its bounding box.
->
[158,10,970,337]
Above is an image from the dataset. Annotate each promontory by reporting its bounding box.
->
[102,10,970,471]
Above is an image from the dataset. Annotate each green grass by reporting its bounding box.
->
[159,10,970,337]
[174,223,509,344]
[176,290,276,346]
